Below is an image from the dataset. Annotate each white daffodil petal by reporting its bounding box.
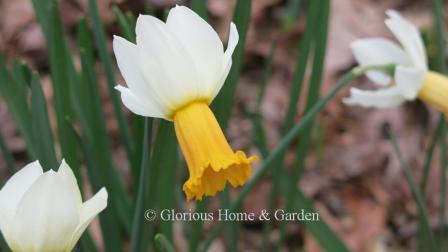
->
[211,23,239,100]
[136,15,200,109]
[11,171,79,252]
[166,6,224,97]
[67,188,108,252]
[57,159,82,207]
[113,36,167,115]
[385,10,427,69]
[116,85,167,119]
[0,161,43,247]
[395,65,426,100]
[343,87,406,108]
[351,38,410,85]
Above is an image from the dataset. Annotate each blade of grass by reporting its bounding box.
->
[188,199,209,252]
[30,72,58,168]
[282,1,317,133]
[151,121,178,243]
[211,0,251,127]
[74,19,130,251]
[0,56,35,158]
[87,0,137,174]
[32,0,81,173]
[420,0,447,249]
[127,11,137,27]
[252,39,277,158]
[431,0,447,247]
[440,121,447,245]
[277,0,330,248]
[141,119,161,251]
[191,0,208,19]
[262,2,316,247]
[77,231,98,252]
[431,0,446,73]
[282,0,302,29]
[113,6,135,42]
[70,123,121,252]
[420,116,444,192]
[111,7,146,192]
[0,130,15,175]
[289,0,329,204]
[154,233,175,252]
[220,188,239,251]
[389,129,438,252]
[131,118,153,252]
[293,188,348,252]
[11,59,32,88]
[251,39,278,250]
[131,115,146,193]
[77,18,131,222]
[201,65,390,251]
[0,235,8,252]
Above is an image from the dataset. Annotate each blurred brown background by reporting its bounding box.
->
[0,0,445,251]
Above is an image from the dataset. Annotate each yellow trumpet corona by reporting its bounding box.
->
[419,72,448,117]
[174,102,257,200]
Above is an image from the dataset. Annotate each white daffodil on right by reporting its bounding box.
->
[343,10,448,116]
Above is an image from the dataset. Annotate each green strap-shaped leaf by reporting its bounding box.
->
[30,72,58,168]
[131,118,153,252]
[87,0,137,174]
[0,56,35,158]
[154,233,175,252]
[151,121,179,243]
[190,0,208,19]
[211,0,252,128]
[31,0,81,172]
[389,130,438,252]
[73,19,131,252]
[0,130,14,177]
[201,64,371,251]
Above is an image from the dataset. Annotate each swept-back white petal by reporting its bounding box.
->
[351,38,410,85]
[0,161,43,246]
[57,159,82,207]
[113,36,167,116]
[11,171,79,252]
[67,188,108,251]
[385,10,427,69]
[116,85,167,119]
[395,65,425,100]
[166,6,224,98]
[136,14,200,110]
[211,22,239,100]
[343,87,406,108]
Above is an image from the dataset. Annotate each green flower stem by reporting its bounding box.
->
[420,117,444,192]
[131,119,152,252]
[154,234,175,252]
[0,130,15,177]
[389,130,438,252]
[201,64,392,251]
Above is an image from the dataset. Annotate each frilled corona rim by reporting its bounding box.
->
[183,151,258,200]
[173,102,258,201]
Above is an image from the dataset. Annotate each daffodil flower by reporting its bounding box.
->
[0,160,108,252]
[343,10,448,116]
[114,6,257,200]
